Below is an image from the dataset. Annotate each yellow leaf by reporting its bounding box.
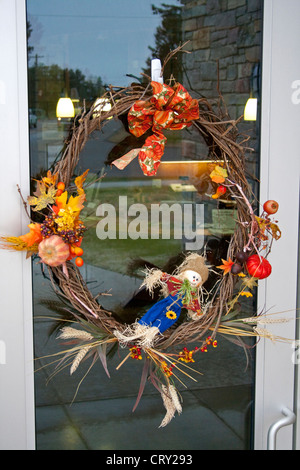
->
[75,170,89,196]
[42,170,58,187]
[269,222,281,240]
[55,191,68,211]
[67,194,85,213]
[241,276,258,290]
[209,165,228,184]
[27,182,57,211]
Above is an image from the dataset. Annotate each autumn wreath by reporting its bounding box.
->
[1,47,286,427]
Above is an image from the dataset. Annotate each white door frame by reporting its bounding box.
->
[0,0,299,451]
[255,0,300,451]
[0,0,35,450]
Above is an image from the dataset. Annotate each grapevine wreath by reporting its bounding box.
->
[1,47,288,427]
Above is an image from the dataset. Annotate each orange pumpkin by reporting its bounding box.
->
[38,235,70,267]
[246,255,272,280]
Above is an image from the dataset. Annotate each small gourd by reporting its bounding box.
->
[246,254,272,280]
[38,235,70,267]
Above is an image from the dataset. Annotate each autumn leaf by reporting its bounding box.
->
[217,257,234,275]
[42,170,58,187]
[54,191,68,212]
[55,191,85,213]
[75,169,89,197]
[255,216,268,240]
[67,194,85,212]
[255,216,281,241]
[209,165,228,184]
[27,181,57,211]
[53,190,85,231]
[269,222,281,240]
[241,276,258,290]
[19,223,43,246]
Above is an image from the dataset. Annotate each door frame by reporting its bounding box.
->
[254,0,300,450]
[0,0,299,450]
[0,0,35,450]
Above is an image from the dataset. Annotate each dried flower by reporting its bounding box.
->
[240,291,253,298]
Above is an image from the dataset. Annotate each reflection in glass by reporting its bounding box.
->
[27,0,262,450]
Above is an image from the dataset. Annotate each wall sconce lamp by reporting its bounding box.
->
[244,97,258,121]
[56,97,75,120]
[244,63,260,121]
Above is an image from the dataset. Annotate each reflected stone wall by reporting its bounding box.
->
[181,0,262,118]
[180,0,262,188]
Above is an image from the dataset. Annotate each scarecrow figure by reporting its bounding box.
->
[114,254,209,348]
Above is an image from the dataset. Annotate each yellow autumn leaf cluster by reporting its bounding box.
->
[209,165,228,184]
[54,191,85,231]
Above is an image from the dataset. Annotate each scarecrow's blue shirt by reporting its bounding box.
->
[138,274,201,334]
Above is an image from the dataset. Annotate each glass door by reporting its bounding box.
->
[27,0,263,450]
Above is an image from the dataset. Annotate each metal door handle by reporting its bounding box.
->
[267,407,296,450]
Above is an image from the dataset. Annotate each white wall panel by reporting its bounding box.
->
[0,0,35,450]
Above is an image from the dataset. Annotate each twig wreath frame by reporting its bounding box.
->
[1,46,286,427]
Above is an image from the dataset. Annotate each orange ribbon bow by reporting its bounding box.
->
[112,81,199,176]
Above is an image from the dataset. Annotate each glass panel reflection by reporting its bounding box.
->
[27,0,262,450]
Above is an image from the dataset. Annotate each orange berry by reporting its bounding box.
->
[56,189,63,196]
[70,245,76,254]
[57,182,65,191]
[74,246,84,256]
[75,257,84,267]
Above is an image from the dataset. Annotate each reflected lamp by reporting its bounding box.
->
[56,97,75,119]
[244,63,260,121]
[93,98,112,118]
[244,97,257,121]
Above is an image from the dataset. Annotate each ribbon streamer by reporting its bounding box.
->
[112,81,199,176]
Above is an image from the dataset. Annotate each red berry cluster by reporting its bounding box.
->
[129,345,142,360]
[200,336,217,352]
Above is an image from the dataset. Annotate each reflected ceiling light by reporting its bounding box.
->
[93,98,112,118]
[56,97,75,120]
[244,63,260,121]
[244,97,257,121]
